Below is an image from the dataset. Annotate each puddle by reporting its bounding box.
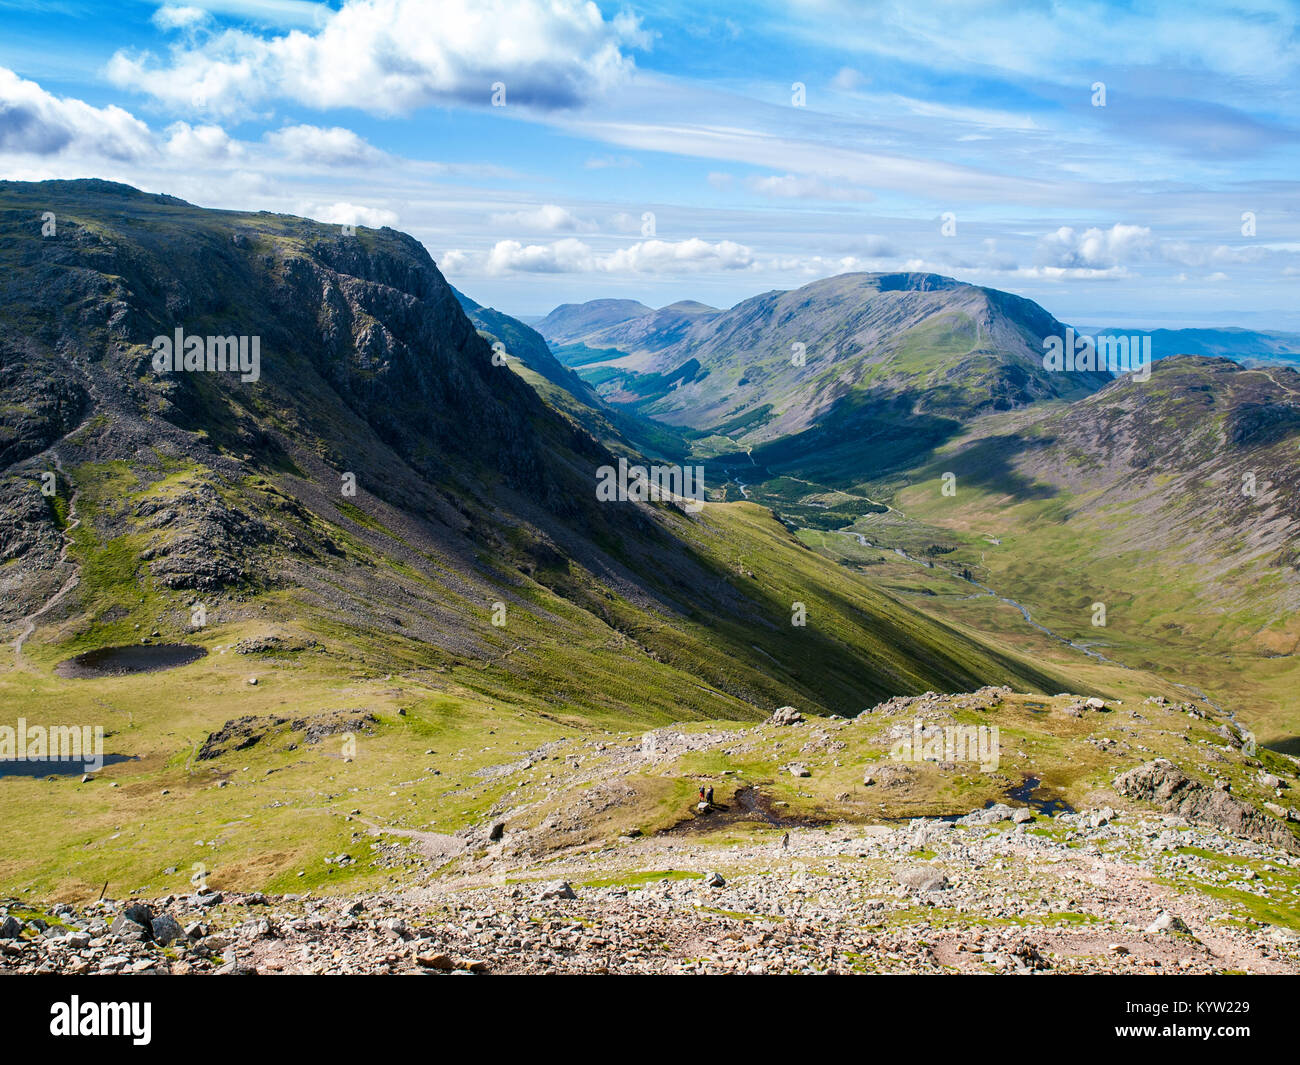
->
[662,785,828,835]
[1007,775,1075,816]
[0,754,137,778]
[884,774,1076,822]
[55,644,208,678]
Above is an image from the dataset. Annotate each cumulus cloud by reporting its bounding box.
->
[489,204,597,233]
[164,121,242,162]
[1036,224,1155,270]
[443,237,755,276]
[265,124,382,165]
[108,0,645,117]
[0,66,154,161]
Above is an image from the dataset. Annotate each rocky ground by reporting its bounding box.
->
[5,689,1299,976]
[5,791,1299,975]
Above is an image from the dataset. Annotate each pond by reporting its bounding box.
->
[54,643,208,678]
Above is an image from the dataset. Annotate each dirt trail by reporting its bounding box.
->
[11,451,82,668]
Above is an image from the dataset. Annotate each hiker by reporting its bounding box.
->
[705,786,714,805]
[698,786,706,802]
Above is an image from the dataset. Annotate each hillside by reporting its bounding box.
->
[0,180,1099,897]
[881,356,1300,746]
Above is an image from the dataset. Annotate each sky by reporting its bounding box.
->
[1,0,1299,325]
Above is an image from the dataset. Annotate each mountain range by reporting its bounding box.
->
[2,179,1298,912]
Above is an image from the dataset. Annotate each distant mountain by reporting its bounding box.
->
[0,179,1065,724]
[540,272,1114,481]
[535,298,654,345]
[1096,326,1300,368]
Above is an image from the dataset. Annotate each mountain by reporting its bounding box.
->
[4,182,1298,919]
[539,273,1114,483]
[453,286,601,403]
[0,179,1071,722]
[891,355,1300,746]
[535,298,654,345]
[1097,326,1300,367]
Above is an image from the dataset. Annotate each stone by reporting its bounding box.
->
[109,914,150,940]
[418,953,456,970]
[0,916,23,940]
[122,901,154,926]
[1085,697,1107,710]
[1145,912,1191,935]
[961,803,1016,826]
[703,871,725,888]
[487,821,506,841]
[770,706,804,726]
[538,880,576,900]
[786,762,811,778]
[150,913,185,946]
[1012,808,1035,824]
[895,866,949,892]
[193,891,224,907]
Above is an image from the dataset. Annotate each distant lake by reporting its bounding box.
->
[55,643,207,678]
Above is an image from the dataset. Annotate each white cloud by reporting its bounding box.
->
[443,237,755,276]
[265,124,381,165]
[300,201,399,228]
[746,172,874,202]
[153,5,211,30]
[0,66,155,161]
[1037,224,1155,269]
[489,204,597,233]
[108,0,644,117]
[164,121,242,161]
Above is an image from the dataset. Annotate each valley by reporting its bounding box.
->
[2,182,1298,981]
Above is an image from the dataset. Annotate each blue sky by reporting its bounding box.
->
[2,0,1299,325]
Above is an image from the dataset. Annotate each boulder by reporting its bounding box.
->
[895,866,949,892]
[150,913,185,946]
[703,871,725,888]
[770,706,804,726]
[538,880,576,900]
[961,803,1016,826]
[1146,912,1192,935]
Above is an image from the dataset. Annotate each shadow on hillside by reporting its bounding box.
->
[926,433,1060,501]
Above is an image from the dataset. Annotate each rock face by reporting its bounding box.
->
[1114,759,1300,855]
